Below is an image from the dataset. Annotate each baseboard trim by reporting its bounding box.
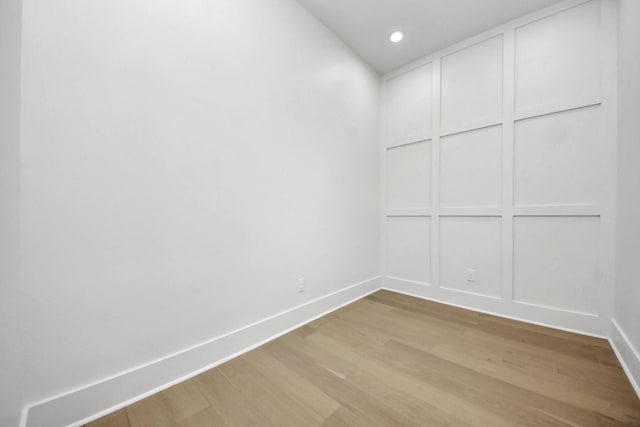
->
[23,276,382,427]
[380,285,608,340]
[609,318,640,399]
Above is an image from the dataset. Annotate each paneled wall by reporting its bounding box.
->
[381,0,616,335]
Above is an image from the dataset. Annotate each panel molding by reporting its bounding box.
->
[385,135,432,149]
[440,34,504,131]
[513,299,599,317]
[386,276,432,287]
[381,0,614,337]
[385,61,433,147]
[514,1,601,112]
[439,286,502,300]
[386,208,432,217]
[440,116,503,138]
[385,139,432,210]
[513,205,601,216]
[439,125,503,208]
[438,208,501,216]
[513,100,602,122]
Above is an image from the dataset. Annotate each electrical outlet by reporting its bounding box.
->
[466,269,476,282]
[298,277,305,293]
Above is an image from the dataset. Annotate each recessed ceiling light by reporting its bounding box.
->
[390,31,404,43]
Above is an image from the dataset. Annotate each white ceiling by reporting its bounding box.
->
[296,0,565,74]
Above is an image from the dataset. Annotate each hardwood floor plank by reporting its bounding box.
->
[244,348,341,421]
[84,409,130,427]
[86,290,640,427]
[218,354,323,427]
[126,395,177,427]
[193,368,274,426]
[264,339,425,427]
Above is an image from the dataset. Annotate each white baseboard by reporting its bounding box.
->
[23,276,382,427]
[609,318,640,399]
[382,277,607,339]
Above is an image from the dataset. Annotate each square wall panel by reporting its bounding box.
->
[513,216,600,314]
[386,63,432,145]
[515,1,600,111]
[387,217,431,284]
[514,106,603,206]
[386,141,431,209]
[439,217,502,298]
[441,36,503,130]
[440,126,502,207]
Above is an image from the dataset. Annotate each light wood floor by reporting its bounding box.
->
[87,290,640,426]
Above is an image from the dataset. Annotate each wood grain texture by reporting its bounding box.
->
[86,290,640,426]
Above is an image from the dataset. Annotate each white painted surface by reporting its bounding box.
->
[440,126,502,208]
[296,0,565,73]
[441,36,503,131]
[615,0,640,394]
[25,277,380,427]
[515,0,600,112]
[5,0,635,423]
[381,0,615,336]
[19,0,380,418]
[513,216,600,314]
[386,141,431,209]
[610,319,640,399]
[386,217,431,284]
[439,217,502,298]
[514,106,604,207]
[386,63,432,146]
[0,0,23,425]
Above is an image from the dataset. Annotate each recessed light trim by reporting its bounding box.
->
[390,31,404,43]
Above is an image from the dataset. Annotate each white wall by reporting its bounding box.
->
[0,0,23,425]
[613,0,640,394]
[19,0,380,422]
[381,0,617,336]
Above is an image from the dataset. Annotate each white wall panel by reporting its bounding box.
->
[515,1,600,111]
[514,106,603,206]
[387,217,431,283]
[386,63,432,145]
[513,216,600,314]
[440,126,502,207]
[440,217,502,298]
[441,36,503,130]
[20,0,381,414]
[382,0,614,337]
[386,141,431,209]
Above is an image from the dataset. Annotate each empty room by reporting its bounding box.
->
[1,0,640,426]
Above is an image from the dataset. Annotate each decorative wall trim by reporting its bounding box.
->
[513,100,602,122]
[439,285,502,300]
[381,0,616,339]
[387,134,432,149]
[386,208,432,217]
[440,117,503,138]
[609,318,640,399]
[23,276,382,427]
[512,299,599,317]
